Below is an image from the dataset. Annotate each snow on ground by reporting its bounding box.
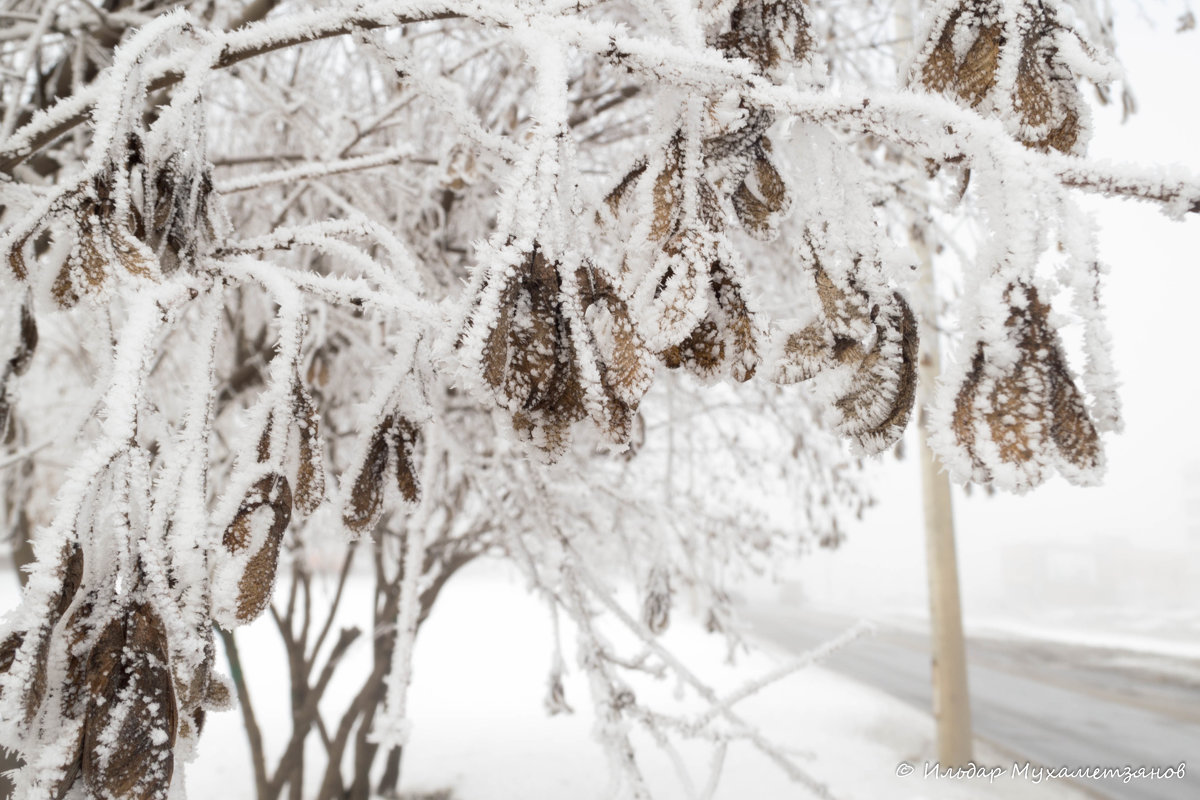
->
[180,560,1089,800]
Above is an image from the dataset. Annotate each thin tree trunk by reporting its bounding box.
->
[912,227,974,766]
[894,2,974,766]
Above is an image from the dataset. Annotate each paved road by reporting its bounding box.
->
[743,607,1200,800]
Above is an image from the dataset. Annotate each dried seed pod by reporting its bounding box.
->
[578,267,655,443]
[147,154,217,275]
[958,24,1003,107]
[10,544,85,723]
[1048,360,1101,473]
[0,631,21,675]
[719,0,814,72]
[82,602,177,800]
[773,322,829,383]
[7,302,38,377]
[478,248,565,414]
[833,295,919,453]
[392,417,422,504]
[5,229,32,281]
[650,136,684,243]
[657,254,761,382]
[579,269,654,409]
[511,322,589,458]
[602,160,647,218]
[710,263,761,382]
[222,474,292,623]
[919,8,962,94]
[662,319,724,377]
[544,670,573,716]
[343,420,391,533]
[731,141,790,240]
[503,253,563,411]
[291,383,325,514]
[635,228,711,352]
[770,248,916,451]
[641,567,672,636]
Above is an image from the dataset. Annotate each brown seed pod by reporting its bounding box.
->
[6,229,32,281]
[731,141,790,240]
[602,160,647,218]
[650,134,684,243]
[52,189,155,309]
[577,267,655,443]
[479,248,567,414]
[710,263,760,382]
[13,543,85,723]
[637,229,710,352]
[222,474,292,623]
[0,631,22,676]
[835,294,919,453]
[919,8,963,94]
[720,0,814,72]
[580,269,654,409]
[7,302,38,377]
[661,319,724,376]
[392,417,422,505]
[291,383,325,515]
[343,420,391,533]
[82,602,177,800]
[958,25,1004,107]
[505,253,563,411]
[148,155,217,275]
[774,322,829,383]
[641,567,672,636]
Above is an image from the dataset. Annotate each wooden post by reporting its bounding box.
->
[912,228,974,766]
[892,0,974,763]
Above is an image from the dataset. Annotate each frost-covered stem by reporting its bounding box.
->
[1,3,470,173]
[560,541,835,799]
[1054,161,1200,214]
[0,0,61,139]
[370,437,440,752]
[560,562,653,800]
[690,620,874,732]
[215,146,429,193]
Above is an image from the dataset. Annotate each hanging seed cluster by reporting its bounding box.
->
[215,364,329,624]
[342,413,423,534]
[466,241,654,457]
[774,241,918,454]
[3,137,218,308]
[0,534,226,799]
[911,0,1108,153]
[716,0,814,76]
[607,132,766,383]
[950,283,1101,487]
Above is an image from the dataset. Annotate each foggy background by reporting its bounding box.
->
[784,2,1200,650]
